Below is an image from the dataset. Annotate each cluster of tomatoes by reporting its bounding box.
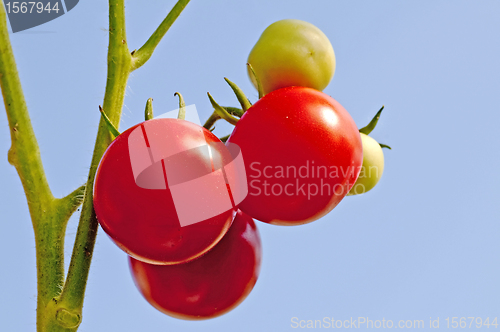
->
[93,19,388,320]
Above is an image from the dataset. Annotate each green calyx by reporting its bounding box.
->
[219,134,230,142]
[99,106,121,137]
[207,92,239,125]
[224,77,252,112]
[359,105,391,150]
[203,76,251,139]
[359,105,384,135]
[174,92,186,120]
[144,98,154,120]
[247,62,264,99]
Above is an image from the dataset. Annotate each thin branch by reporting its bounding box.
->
[203,106,243,130]
[207,93,239,125]
[54,185,86,224]
[203,112,221,130]
[59,0,132,315]
[0,0,53,217]
[131,0,191,71]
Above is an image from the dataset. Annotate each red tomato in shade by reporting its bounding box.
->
[93,118,237,265]
[129,210,262,320]
[227,86,363,226]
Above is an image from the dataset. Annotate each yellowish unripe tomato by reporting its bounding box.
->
[247,19,336,95]
[348,133,385,195]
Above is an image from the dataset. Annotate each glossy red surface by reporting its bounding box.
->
[93,118,234,264]
[129,210,262,320]
[228,86,363,225]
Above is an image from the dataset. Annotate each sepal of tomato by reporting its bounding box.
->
[227,87,363,225]
[93,118,234,265]
[129,210,262,320]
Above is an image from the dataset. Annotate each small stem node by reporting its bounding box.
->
[55,308,81,329]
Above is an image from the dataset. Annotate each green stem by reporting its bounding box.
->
[203,112,220,130]
[1,0,190,329]
[57,1,132,323]
[174,92,186,120]
[0,2,85,330]
[131,0,191,71]
[203,107,243,130]
[0,0,52,223]
[99,105,121,137]
[224,77,251,111]
[219,134,230,142]
[207,93,239,125]
[58,0,191,326]
[359,105,384,135]
[225,106,244,117]
[247,63,263,99]
[144,98,154,120]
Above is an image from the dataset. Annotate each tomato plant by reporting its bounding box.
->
[227,86,363,225]
[129,210,262,320]
[0,0,392,325]
[247,19,336,95]
[93,118,235,265]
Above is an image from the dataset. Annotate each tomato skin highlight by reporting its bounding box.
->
[93,118,234,265]
[247,19,336,95]
[129,210,262,320]
[227,87,362,225]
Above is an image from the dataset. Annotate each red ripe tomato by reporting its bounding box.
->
[128,210,262,320]
[227,87,363,225]
[93,118,236,265]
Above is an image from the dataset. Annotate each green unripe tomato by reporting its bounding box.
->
[348,133,385,195]
[247,19,336,95]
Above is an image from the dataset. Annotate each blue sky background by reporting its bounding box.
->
[1,0,500,331]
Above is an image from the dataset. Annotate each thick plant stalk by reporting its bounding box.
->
[0,0,191,330]
[0,1,85,331]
